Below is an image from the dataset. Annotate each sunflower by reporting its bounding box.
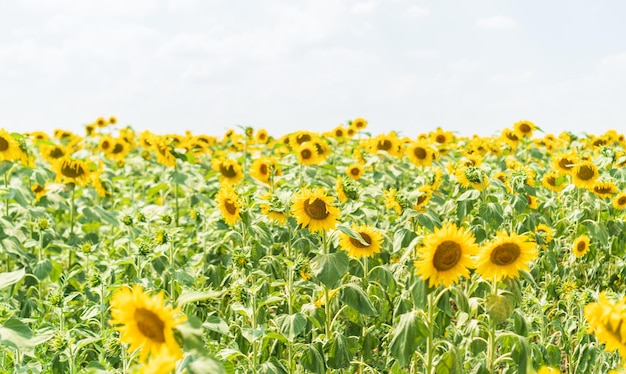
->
[535,223,554,244]
[513,120,536,138]
[346,164,364,180]
[107,138,131,163]
[455,166,489,191]
[109,285,186,362]
[500,128,520,149]
[259,192,288,224]
[31,184,47,201]
[407,141,434,167]
[537,367,560,374]
[332,126,346,138]
[296,142,320,166]
[552,152,578,175]
[255,128,269,144]
[153,137,177,168]
[215,186,242,225]
[383,188,403,214]
[592,180,618,198]
[291,188,339,233]
[351,117,368,131]
[91,166,111,198]
[28,131,50,143]
[291,131,316,146]
[136,349,179,374]
[526,194,539,209]
[249,157,274,184]
[0,129,24,162]
[53,157,92,186]
[430,128,454,146]
[541,169,566,192]
[414,222,479,288]
[613,192,626,210]
[339,225,383,259]
[572,160,599,190]
[475,231,538,281]
[212,159,244,185]
[311,138,331,163]
[413,185,432,212]
[95,117,108,128]
[584,292,626,360]
[369,134,401,157]
[572,235,590,258]
[335,176,358,203]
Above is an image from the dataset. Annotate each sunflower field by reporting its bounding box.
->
[1,118,626,374]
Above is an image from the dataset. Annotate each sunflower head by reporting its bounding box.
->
[339,224,383,259]
[291,188,339,233]
[572,235,590,258]
[584,292,626,360]
[407,141,434,167]
[613,192,626,210]
[215,186,242,226]
[346,164,364,180]
[53,157,92,186]
[476,231,538,281]
[212,159,244,184]
[513,120,536,138]
[296,142,321,165]
[572,161,599,190]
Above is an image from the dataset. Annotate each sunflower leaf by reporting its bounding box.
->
[0,268,25,290]
[389,312,428,366]
[311,252,349,288]
[340,283,378,316]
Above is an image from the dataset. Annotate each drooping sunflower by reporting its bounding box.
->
[212,158,244,185]
[584,292,626,360]
[335,176,358,203]
[339,225,383,259]
[383,188,403,215]
[153,136,177,168]
[414,222,479,288]
[513,120,536,139]
[109,285,186,362]
[613,191,626,210]
[296,142,321,166]
[0,129,24,162]
[346,163,364,180]
[215,186,242,226]
[535,223,554,245]
[572,160,599,190]
[572,235,590,258]
[407,141,434,167]
[291,188,339,233]
[592,180,618,198]
[53,157,92,186]
[475,231,538,281]
[455,166,489,191]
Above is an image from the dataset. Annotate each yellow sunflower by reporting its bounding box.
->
[383,188,403,215]
[430,128,454,146]
[500,128,520,149]
[53,157,92,186]
[541,169,566,192]
[296,142,321,166]
[109,285,186,362]
[413,186,433,213]
[414,222,479,288]
[369,134,401,157]
[513,120,536,138]
[212,159,244,185]
[475,231,537,281]
[537,367,560,374]
[572,235,590,258]
[255,128,269,144]
[95,117,108,128]
[552,152,578,175]
[535,223,554,244]
[331,126,346,138]
[153,137,177,168]
[135,350,179,374]
[31,184,47,201]
[107,138,131,163]
[455,166,489,191]
[339,225,383,259]
[584,292,626,360]
[407,141,434,167]
[0,129,24,162]
[291,188,339,233]
[592,180,618,198]
[346,164,364,180]
[249,157,274,184]
[613,191,626,210]
[215,186,242,226]
[351,117,368,131]
[259,192,288,224]
[572,160,599,190]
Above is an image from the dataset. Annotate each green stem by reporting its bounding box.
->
[4,172,8,217]
[169,242,176,301]
[487,278,498,373]
[425,292,435,374]
[322,231,332,341]
[69,184,76,236]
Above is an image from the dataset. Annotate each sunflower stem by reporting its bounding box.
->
[322,231,332,341]
[174,164,180,227]
[4,171,8,218]
[69,183,76,237]
[487,277,498,373]
[425,291,435,374]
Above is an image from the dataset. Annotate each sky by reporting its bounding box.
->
[1,0,626,139]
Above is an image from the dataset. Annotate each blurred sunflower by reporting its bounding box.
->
[95,117,108,128]
[500,128,520,149]
[413,185,432,213]
[250,157,278,184]
[255,128,269,144]
[291,188,339,233]
[346,164,364,180]
[296,142,320,166]
[31,184,47,201]
[407,141,435,167]
[136,350,179,374]
[335,176,358,203]
[537,367,560,374]
[212,159,243,185]
[28,131,50,143]
[109,285,186,362]
[0,129,25,162]
[350,117,368,131]
[414,222,479,288]
[40,143,69,165]
[215,186,242,226]
[572,160,599,190]
[513,119,536,138]
[339,225,383,259]
[455,166,489,191]
[552,152,578,175]
[592,180,618,198]
[331,125,346,138]
[572,235,590,258]
[430,128,454,146]
[535,223,554,244]
[541,169,566,192]
[291,131,316,146]
[153,137,177,168]
[259,192,288,224]
[584,292,626,360]
[476,231,537,281]
[613,192,626,210]
[53,157,91,186]
[369,134,401,157]
[107,138,131,163]
[383,188,403,215]
[311,137,331,163]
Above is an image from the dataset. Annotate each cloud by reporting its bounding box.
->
[404,49,439,59]
[488,71,534,84]
[595,52,626,84]
[406,5,430,19]
[351,0,378,14]
[476,15,517,29]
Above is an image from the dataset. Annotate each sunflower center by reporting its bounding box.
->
[102,141,111,150]
[350,167,360,176]
[619,196,626,205]
[413,147,427,159]
[296,134,311,144]
[594,185,612,194]
[506,132,519,141]
[435,135,446,144]
[559,158,573,170]
[134,308,166,343]
[417,195,428,205]
[349,233,372,249]
[335,130,344,137]
[576,165,596,181]
[546,175,557,187]
[303,198,329,220]
[378,140,392,151]
[219,164,237,178]
[33,185,44,193]
[224,199,237,215]
[301,149,312,159]
[432,241,462,271]
[50,147,65,159]
[490,243,521,266]
[259,164,268,175]
[0,137,8,151]
[577,241,586,252]
[112,143,124,154]
[61,162,86,178]
[519,124,531,133]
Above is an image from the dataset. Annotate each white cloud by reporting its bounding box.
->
[488,71,534,84]
[595,52,626,84]
[406,5,430,19]
[351,0,378,14]
[405,49,439,59]
[476,15,517,29]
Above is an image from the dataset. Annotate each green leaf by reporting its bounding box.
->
[340,283,378,316]
[326,332,358,369]
[337,224,369,246]
[0,318,34,356]
[34,260,52,281]
[310,252,349,288]
[176,289,226,307]
[203,315,231,336]
[0,268,25,289]
[276,313,307,342]
[434,348,463,374]
[389,312,428,366]
[187,356,227,374]
[301,343,325,374]
[457,189,481,201]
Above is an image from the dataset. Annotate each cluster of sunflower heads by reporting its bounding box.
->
[584,292,626,361]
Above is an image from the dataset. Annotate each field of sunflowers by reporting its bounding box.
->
[0,118,626,373]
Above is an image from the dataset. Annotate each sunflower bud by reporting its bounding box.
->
[38,218,50,230]
[122,214,133,226]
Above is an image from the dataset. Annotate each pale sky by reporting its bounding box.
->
[2,0,625,139]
